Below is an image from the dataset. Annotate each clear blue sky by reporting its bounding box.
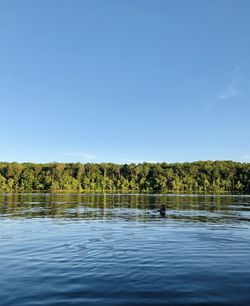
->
[0,0,250,164]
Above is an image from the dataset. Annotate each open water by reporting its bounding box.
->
[0,193,250,305]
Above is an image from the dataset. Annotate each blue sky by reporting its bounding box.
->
[0,0,250,164]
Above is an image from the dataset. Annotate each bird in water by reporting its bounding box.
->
[159,204,166,216]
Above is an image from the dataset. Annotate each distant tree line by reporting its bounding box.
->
[0,161,249,194]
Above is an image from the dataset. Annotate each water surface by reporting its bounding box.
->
[1,194,250,305]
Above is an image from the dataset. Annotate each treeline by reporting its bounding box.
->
[0,161,249,194]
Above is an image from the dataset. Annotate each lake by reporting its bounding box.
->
[0,193,250,305]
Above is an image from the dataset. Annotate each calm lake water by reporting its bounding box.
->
[1,193,250,305]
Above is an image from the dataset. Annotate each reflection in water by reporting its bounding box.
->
[0,193,250,223]
[0,194,250,306]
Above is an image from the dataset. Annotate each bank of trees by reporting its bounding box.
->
[0,161,249,194]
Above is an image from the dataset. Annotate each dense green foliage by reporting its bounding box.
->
[0,161,249,194]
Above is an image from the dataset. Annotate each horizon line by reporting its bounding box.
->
[0,160,249,165]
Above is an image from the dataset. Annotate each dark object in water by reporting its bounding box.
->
[159,204,166,216]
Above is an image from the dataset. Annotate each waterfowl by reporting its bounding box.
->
[159,204,166,216]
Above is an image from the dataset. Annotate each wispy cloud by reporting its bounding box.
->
[217,78,239,100]
[122,158,162,164]
[216,65,241,100]
[242,155,250,161]
[122,159,143,164]
[233,65,240,74]
[60,152,96,160]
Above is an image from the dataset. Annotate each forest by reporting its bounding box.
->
[0,161,249,194]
